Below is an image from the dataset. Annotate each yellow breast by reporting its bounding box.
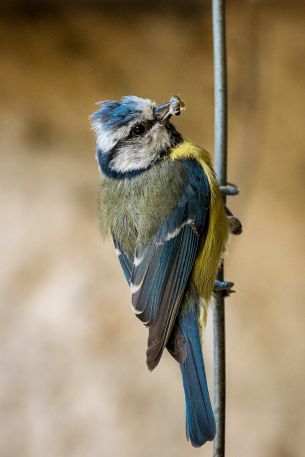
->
[169,139,228,324]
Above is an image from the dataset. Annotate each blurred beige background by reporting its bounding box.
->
[0,1,304,456]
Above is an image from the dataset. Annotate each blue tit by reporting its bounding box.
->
[91,95,229,447]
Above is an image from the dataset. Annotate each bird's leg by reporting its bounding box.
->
[211,182,240,296]
[213,182,240,296]
[213,280,235,296]
[220,182,242,235]
[225,206,242,235]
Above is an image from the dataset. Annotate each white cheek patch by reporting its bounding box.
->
[110,144,153,172]
[110,124,172,173]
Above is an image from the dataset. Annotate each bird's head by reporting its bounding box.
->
[91,95,184,179]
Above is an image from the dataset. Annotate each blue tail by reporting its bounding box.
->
[178,306,216,447]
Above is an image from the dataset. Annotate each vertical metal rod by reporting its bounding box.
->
[212,1,227,456]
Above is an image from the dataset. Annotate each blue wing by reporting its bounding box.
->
[113,237,133,286]
[130,159,210,370]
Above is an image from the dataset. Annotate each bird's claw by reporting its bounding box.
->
[224,201,242,236]
[214,280,235,296]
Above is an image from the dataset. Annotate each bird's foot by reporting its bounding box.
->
[224,198,242,235]
[214,280,235,296]
[220,183,242,235]
[220,182,239,197]
[228,215,242,235]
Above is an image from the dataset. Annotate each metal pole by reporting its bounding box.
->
[212,1,227,456]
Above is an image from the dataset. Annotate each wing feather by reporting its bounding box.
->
[113,237,133,285]
[145,225,200,370]
[113,160,210,371]
[131,160,211,370]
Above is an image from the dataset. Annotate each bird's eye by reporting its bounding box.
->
[132,123,146,136]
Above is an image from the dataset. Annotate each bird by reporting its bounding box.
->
[91,95,230,447]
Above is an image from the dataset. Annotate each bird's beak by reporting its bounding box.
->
[154,95,185,123]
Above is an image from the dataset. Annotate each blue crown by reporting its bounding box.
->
[92,96,146,129]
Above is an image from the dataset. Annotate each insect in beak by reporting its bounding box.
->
[154,96,185,123]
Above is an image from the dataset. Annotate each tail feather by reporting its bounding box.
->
[177,305,216,447]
